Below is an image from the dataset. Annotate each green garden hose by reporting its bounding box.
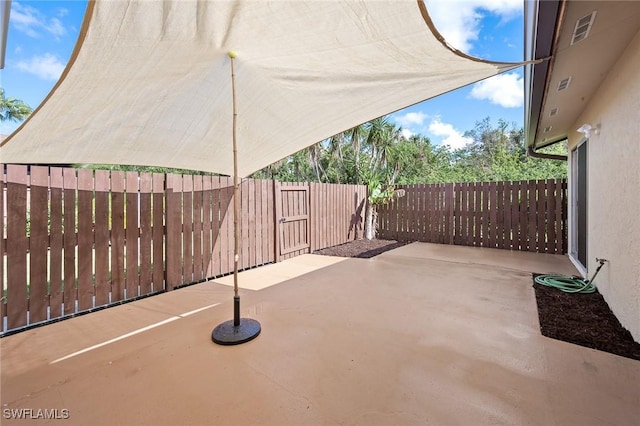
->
[534,274,596,293]
[534,258,608,294]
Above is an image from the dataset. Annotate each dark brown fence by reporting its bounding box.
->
[1,165,366,334]
[378,179,567,254]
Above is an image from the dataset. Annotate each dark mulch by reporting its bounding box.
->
[313,239,409,258]
[533,276,640,361]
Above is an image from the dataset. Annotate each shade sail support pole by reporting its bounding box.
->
[212,52,261,346]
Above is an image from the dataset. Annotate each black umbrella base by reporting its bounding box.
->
[212,318,261,345]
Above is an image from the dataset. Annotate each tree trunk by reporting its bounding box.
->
[365,203,377,240]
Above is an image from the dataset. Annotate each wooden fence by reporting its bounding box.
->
[378,179,567,254]
[1,165,367,334]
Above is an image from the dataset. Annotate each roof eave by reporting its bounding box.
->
[524,0,564,149]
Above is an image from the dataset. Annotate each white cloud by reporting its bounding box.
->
[428,118,473,150]
[394,111,428,128]
[400,128,414,139]
[425,0,521,53]
[11,2,68,39]
[470,72,523,108]
[16,54,65,81]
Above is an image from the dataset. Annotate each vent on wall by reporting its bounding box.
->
[550,108,559,117]
[557,77,572,91]
[571,11,597,45]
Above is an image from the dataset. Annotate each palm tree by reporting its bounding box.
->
[0,88,32,122]
[364,116,403,183]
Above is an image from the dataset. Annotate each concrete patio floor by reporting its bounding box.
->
[1,242,638,425]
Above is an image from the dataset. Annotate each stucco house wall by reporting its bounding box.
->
[567,29,640,341]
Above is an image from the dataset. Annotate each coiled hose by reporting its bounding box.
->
[534,275,596,293]
[534,258,607,294]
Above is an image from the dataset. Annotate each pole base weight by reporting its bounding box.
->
[212,318,261,346]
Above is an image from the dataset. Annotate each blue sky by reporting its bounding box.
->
[1,0,525,150]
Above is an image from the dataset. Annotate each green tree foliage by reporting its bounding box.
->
[0,88,33,122]
[252,116,567,185]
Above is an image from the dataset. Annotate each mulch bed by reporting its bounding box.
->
[313,238,409,258]
[314,239,640,361]
[533,278,640,361]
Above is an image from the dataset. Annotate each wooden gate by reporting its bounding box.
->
[274,183,310,260]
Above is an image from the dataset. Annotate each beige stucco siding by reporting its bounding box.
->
[568,29,640,341]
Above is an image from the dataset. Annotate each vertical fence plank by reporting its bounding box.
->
[410,185,418,242]
[248,179,256,267]
[339,184,344,243]
[550,179,559,254]
[217,177,228,275]
[537,179,546,253]
[164,173,182,290]
[434,184,441,244]
[556,180,562,254]
[436,183,442,243]
[428,184,435,243]
[182,174,193,284]
[517,180,526,251]
[219,176,230,275]
[477,183,484,247]
[485,182,491,247]
[545,179,554,253]
[94,170,110,306]
[464,182,471,246]
[139,173,153,294]
[496,181,505,249]
[489,181,497,249]
[211,176,225,276]
[240,179,249,268]
[0,168,5,327]
[255,179,264,265]
[202,176,213,277]
[401,185,408,241]
[267,179,275,263]
[453,183,461,245]
[62,168,77,315]
[262,178,271,258]
[504,182,512,250]
[125,172,140,298]
[48,168,64,318]
[6,165,29,328]
[152,174,165,291]
[110,171,126,301]
[468,182,475,246]
[419,185,426,242]
[474,182,480,247]
[528,180,537,252]
[309,183,316,251]
[77,169,94,310]
[192,175,204,281]
[28,166,49,323]
[444,184,453,244]
[438,184,445,243]
[317,183,323,247]
[412,185,420,242]
[511,182,519,250]
[423,184,429,242]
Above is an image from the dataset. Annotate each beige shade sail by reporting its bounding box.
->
[1,0,523,177]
